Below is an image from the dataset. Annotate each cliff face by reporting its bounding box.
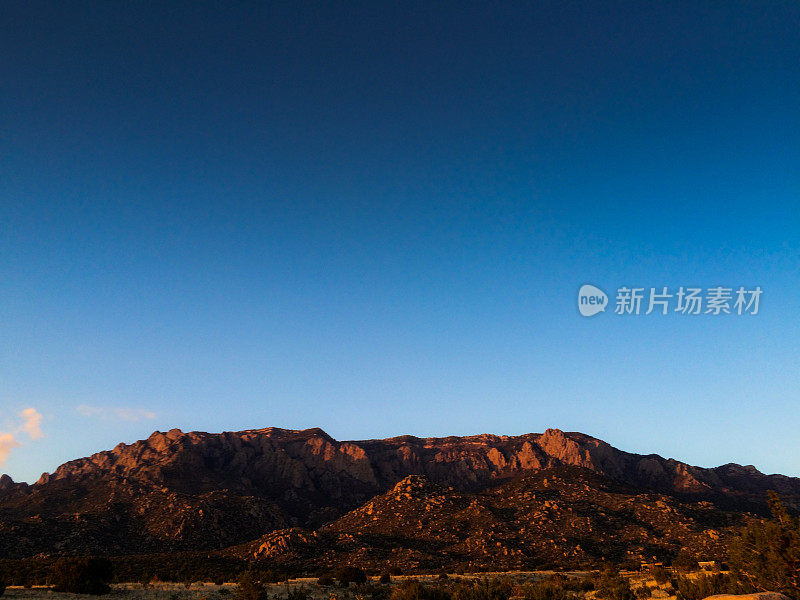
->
[0,426,797,559]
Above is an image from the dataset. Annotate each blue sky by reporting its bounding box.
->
[1,1,798,483]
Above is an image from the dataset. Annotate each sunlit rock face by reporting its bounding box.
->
[1,426,798,559]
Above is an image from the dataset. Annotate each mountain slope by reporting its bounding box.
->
[0,426,797,559]
[231,467,741,571]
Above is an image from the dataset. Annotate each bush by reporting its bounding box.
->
[237,571,268,600]
[595,568,634,600]
[380,573,392,584]
[50,557,113,595]
[318,574,335,586]
[520,574,592,600]
[392,580,452,600]
[389,567,403,576]
[335,565,367,586]
[452,577,514,600]
[287,586,309,600]
[0,572,5,597]
[673,573,744,600]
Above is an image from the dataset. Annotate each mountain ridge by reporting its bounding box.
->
[0,426,797,561]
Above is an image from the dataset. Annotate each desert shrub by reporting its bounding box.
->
[521,578,569,600]
[594,568,634,600]
[336,566,367,586]
[520,574,592,600]
[650,567,669,585]
[287,586,309,600]
[729,492,800,600]
[318,574,335,586]
[673,573,744,600]
[50,557,113,595]
[392,580,452,600]
[452,577,514,600]
[380,573,392,584]
[236,571,268,600]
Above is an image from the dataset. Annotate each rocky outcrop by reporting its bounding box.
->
[0,473,28,493]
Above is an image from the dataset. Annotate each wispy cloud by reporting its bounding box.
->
[76,405,157,422]
[0,407,44,467]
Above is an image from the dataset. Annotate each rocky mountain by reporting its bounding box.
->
[232,467,740,571]
[0,426,797,562]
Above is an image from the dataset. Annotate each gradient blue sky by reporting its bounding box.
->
[1,1,799,483]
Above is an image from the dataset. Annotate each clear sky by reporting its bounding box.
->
[1,1,798,483]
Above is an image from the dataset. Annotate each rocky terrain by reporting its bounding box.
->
[0,426,797,567]
[231,467,740,571]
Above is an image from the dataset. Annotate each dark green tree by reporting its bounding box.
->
[729,491,800,600]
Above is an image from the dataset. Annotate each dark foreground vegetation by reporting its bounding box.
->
[0,494,796,599]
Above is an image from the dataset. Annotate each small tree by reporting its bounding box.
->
[729,492,800,600]
[50,557,113,595]
[380,573,392,584]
